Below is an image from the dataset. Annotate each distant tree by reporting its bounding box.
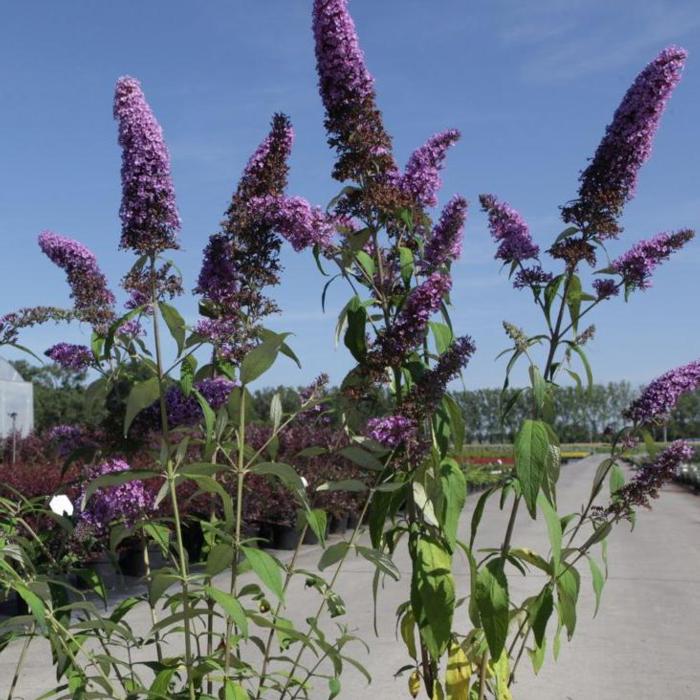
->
[10,359,103,433]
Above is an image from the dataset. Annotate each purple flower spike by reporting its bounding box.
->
[513,266,553,290]
[378,272,452,360]
[401,129,461,207]
[624,360,700,424]
[45,343,93,371]
[593,278,619,299]
[313,0,395,181]
[480,194,539,264]
[563,47,687,237]
[251,195,337,251]
[422,195,467,272]
[612,229,693,291]
[367,415,417,449]
[38,231,115,330]
[114,76,180,255]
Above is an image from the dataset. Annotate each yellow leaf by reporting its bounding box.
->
[490,651,513,700]
[445,643,471,700]
[408,670,421,698]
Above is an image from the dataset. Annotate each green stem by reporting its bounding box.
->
[150,257,196,700]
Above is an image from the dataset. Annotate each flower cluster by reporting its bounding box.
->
[421,195,467,272]
[513,265,553,290]
[251,195,337,251]
[377,272,451,360]
[624,359,700,424]
[312,0,395,182]
[38,231,115,330]
[367,415,417,449]
[140,377,237,432]
[404,335,476,420]
[611,229,694,291]
[606,440,693,517]
[480,194,539,264]
[114,76,180,255]
[401,130,460,208]
[78,458,154,534]
[45,343,93,371]
[0,307,76,346]
[47,424,97,459]
[593,278,619,300]
[195,114,296,360]
[562,46,687,238]
[297,373,332,424]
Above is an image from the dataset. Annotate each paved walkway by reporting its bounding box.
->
[2,455,699,698]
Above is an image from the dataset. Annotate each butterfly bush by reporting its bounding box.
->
[113,76,180,255]
[44,342,93,371]
[562,47,687,237]
[366,415,417,448]
[38,231,115,330]
[421,195,468,272]
[479,194,540,264]
[624,359,700,424]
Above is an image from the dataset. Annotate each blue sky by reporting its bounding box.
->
[1,0,698,390]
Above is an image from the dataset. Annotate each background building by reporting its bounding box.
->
[0,357,34,437]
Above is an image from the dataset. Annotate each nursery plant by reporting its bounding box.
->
[286,1,697,698]
[0,1,698,699]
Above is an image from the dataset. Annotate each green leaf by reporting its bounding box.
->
[159,302,186,355]
[543,275,564,323]
[356,545,400,580]
[514,420,550,518]
[475,560,509,660]
[590,458,614,500]
[207,586,248,637]
[223,680,250,700]
[180,354,196,396]
[302,508,327,545]
[242,546,283,600]
[588,557,605,616]
[538,493,562,574]
[123,376,160,436]
[399,246,414,285]
[556,566,580,639]
[338,445,383,471]
[269,393,283,432]
[344,297,367,363]
[400,610,418,661]
[438,458,466,551]
[239,335,286,384]
[529,365,546,415]
[442,393,465,452]
[470,487,495,548]
[529,587,553,646]
[206,543,234,577]
[318,541,350,571]
[411,536,455,660]
[355,250,376,279]
[328,678,341,699]
[249,462,304,493]
[609,464,625,496]
[567,342,594,393]
[566,275,582,334]
[15,584,47,632]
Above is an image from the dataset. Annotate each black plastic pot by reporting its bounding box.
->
[182,520,205,563]
[346,513,360,531]
[272,524,301,550]
[0,590,28,617]
[329,514,349,535]
[257,522,275,549]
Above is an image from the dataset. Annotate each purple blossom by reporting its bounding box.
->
[607,440,693,517]
[195,317,250,362]
[378,272,452,359]
[38,231,115,330]
[251,195,337,251]
[401,130,461,207]
[196,234,239,307]
[139,376,237,432]
[611,229,693,290]
[45,343,93,371]
[513,266,553,290]
[47,424,96,459]
[421,195,467,272]
[114,76,180,255]
[78,458,154,533]
[313,0,395,181]
[367,415,417,449]
[593,278,619,299]
[480,194,539,264]
[0,307,76,347]
[624,360,700,424]
[405,336,476,420]
[562,47,687,237]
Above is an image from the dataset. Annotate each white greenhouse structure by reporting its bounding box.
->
[0,357,33,437]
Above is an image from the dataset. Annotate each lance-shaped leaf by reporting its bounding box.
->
[514,419,550,517]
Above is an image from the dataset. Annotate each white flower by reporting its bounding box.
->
[49,494,74,517]
[301,476,309,489]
